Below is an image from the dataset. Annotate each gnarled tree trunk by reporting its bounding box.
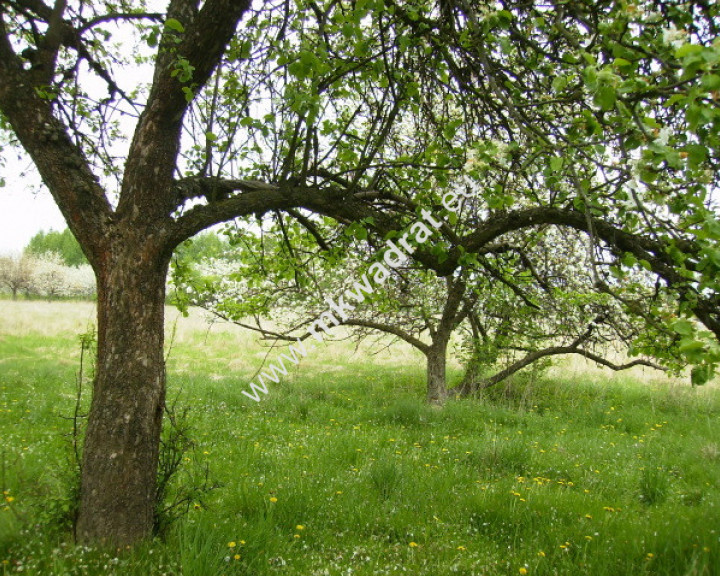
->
[75,242,170,545]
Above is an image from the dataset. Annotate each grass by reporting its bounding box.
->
[0,301,719,575]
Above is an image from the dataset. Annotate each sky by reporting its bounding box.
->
[0,169,66,255]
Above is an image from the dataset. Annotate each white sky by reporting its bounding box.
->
[0,169,66,256]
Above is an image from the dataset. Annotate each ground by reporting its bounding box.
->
[0,301,718,575]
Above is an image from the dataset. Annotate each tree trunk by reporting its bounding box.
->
[455,360,480,397]
[426,340,449,404]
[75,246,170,546]
[454,343,488,397]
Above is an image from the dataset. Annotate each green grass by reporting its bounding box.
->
[0,302,719,575]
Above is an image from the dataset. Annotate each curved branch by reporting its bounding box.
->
[455,341,665,395]
[78,12,164,33]
[341,318,430,354]
[169,178,382,249]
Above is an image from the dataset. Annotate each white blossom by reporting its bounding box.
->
[662,24,687,49]
[655,127,672,146]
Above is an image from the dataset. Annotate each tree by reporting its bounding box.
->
[186,232,474,403]
[386,0,720,376]
[25,228,87,266]
[30,251,66,299]
[185,209,668,402]
[453,228,672,394]
[173,230,227,266]
[0,254,33,299]
[0,0,445,545]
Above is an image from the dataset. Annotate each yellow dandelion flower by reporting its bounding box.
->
[228,542,236,548]
[457,546,466,551]
[537,551,546,557]
[294,534,301,539]
[647,553,654,559]
[234,554,241,560]
[269,497,278,503]
[296,525,305,530]
[409,542,418,548]
[519,568,528,575]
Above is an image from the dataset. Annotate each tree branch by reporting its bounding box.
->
[118,0,252,221]
[286,209,331,252]
[0,16,112,266]
[455,324,665,394]
[341,318,431,354]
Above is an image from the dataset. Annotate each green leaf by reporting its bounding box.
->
[701,74,720,91]
[549,156,564,172]
[613,57,632,68]
[165,18,185,33]
[146,28,159,48]
[675,43,703,58]
[181,86,194,103]
[354,226,368,241]
[551,75,568,93]
[685,144,707,169]
[594,84,616,111]
[678,337,706,362]
[691,365,713,386]
[672,319,694,336]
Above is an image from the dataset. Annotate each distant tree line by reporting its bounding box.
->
[0,229,226,301]
[24,228,88,266]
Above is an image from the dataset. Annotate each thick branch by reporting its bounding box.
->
[0,18,112,266]
[118,0,252,220]
[169,180,379,249]
[31,0,66,86]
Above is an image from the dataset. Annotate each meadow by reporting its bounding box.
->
[0,301,719,575]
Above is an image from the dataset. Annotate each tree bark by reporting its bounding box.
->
[75,242,170,546]
[426,277,469,404]
[426,339,449,404]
